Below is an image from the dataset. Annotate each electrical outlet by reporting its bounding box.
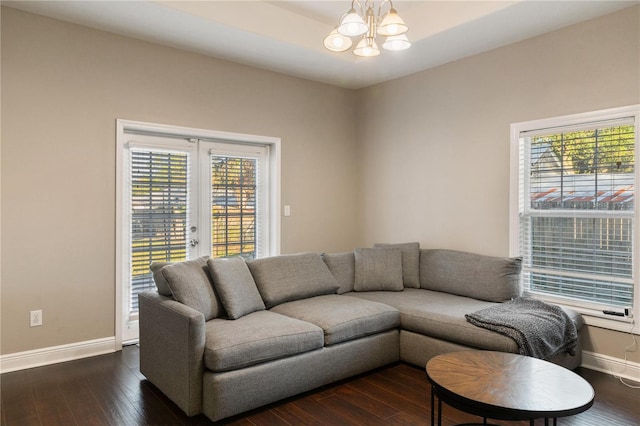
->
[30,310,43,327]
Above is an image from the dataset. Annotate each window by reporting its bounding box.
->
[510,106,639,330]
[116,121,280,345]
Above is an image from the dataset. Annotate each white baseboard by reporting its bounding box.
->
[0,337,116,374]
[582,350,640,383]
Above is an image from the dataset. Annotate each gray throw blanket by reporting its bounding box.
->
[465,297,577,360]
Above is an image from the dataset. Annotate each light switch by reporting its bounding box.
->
[284,205,291,217]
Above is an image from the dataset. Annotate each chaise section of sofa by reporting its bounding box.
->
[350,289,519,352]
[342,247,584,370]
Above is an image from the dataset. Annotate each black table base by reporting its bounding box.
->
[430,384,559,426]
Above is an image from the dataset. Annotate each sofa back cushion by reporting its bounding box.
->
[207,257,265,319]
[373,242,420,288]
[162,257,224,320]
[246,253,340,308]
[353,247,404,292]
[322,252,355,294]
[419,249,522,302]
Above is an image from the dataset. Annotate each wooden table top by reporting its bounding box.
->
[426,351,595,419]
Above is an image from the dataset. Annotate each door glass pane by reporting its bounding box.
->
[130,149,189,314]
[210,155,258,259]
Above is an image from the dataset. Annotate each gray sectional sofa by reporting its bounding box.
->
[139,244,583,422]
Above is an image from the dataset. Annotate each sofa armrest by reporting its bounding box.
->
[139,290,205,416]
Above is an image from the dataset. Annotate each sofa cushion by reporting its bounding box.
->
[348,289,518,353]
[322,252,355,294]
[204,310,324,372]
[246,253,339,308]
[420,249,522,302]
[374,242,420,288]
[270,294,400,346]
[350,289,583,353]
[207,257,265,319]
[353,248,403,292]
[162,257,224,321]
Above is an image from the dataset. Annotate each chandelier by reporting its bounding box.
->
[323,0,410,57]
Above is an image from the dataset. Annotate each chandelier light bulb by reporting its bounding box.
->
[337,9,368,37]
[382,34,411,51]
[377,8,408,36]
[354,38,380,57]
[323,28,353,52]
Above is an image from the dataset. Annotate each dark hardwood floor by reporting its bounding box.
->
[1,345,638,425]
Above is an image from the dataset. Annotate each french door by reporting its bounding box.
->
[117,121,278,344]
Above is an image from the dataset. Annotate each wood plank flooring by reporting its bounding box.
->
[1,345,638,425]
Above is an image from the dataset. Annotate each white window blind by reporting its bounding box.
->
[210,154,261,259]
[129,148,190,312]
[519,117,635,309]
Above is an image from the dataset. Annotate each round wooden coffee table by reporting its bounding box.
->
[426,351,594,426]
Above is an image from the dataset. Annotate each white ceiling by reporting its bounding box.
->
[4,0,638,89]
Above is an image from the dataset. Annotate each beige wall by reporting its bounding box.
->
[1,5,639,364]
[355,6,640,362]
[0,7,358,354]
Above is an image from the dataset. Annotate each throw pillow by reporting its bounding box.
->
[246,253,340,308]
[373,242,420,288]
[161,256,224,320]
[322,252,355,294]
[353,247,404,292]
[207,257,265,319]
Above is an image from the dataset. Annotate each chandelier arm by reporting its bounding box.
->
[352,0,365,15]
[377,0,393,19]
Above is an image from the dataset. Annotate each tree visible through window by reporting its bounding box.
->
[211,156,259,259]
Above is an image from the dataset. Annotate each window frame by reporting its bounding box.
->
[115,119,281,347]
[509,105,639,334]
